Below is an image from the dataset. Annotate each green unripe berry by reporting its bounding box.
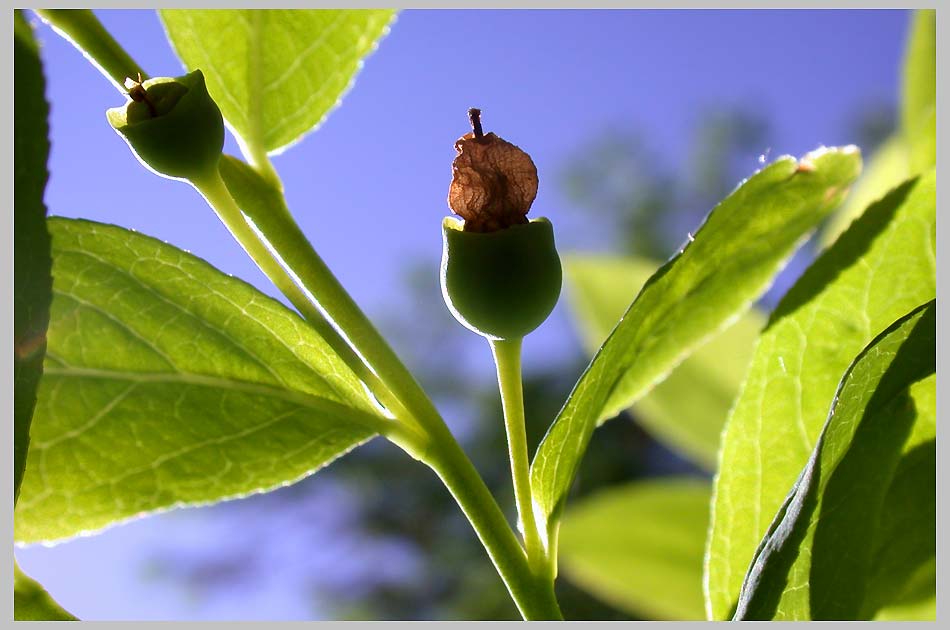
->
[106,70,224,182]
[441,216,562,340]
[440,109,561,340]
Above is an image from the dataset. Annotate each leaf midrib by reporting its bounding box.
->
[39,361,389,436]
[52,221,359,406]
[247,9,265,154]
[19,360,386,512]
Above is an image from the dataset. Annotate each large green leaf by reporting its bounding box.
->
[862,383,935,620]
[563,254,763,469]
[160,9,394,155]
[734,301,934,620]
[872,558,935,621]
[705,170,935,619]
[900,9,935,173]
[559,477,710,620]
[14,560,77,621]
[530,147,861,538]
[15,218,388,543]
[13,10,53,505]
[820,135,910,248]
[876,598,935,621]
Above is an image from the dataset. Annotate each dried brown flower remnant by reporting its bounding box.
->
[124,73,156,117]
[448,109,539,232]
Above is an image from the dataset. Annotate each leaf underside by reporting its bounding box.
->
[15,219,384,543]
[563,254,763,470]
[160,9,395,154]
[734,301,935,620]
[13,9,53,506]
[705,170,935,619]
[559,477,711,620]
[531,147,862,540]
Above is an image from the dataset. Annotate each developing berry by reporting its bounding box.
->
[441,109,561,340]
[107,70,224,182]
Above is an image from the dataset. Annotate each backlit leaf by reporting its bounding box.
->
[819,134,909,248]
[160,9,394,154]
[14,560,77,621]
[559,477,710,620]
[705,170,935,619]
[15,218,387,543]
[13,10,53,505]
[734,302,934,620]
[820,9,934,248]
[531,147,861,542]
[900,9,935,173]
[872,558,935,621]
[563,254,763,469]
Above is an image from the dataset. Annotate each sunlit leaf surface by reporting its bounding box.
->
[560,477,710,620]
[531,148,861,542]
[733,302,934,620]
[160,9,394,154]
[15,219,385,543]
[563,254,763,469]
[706,171,935,619]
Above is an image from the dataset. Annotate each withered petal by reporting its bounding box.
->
[448,131,538,232]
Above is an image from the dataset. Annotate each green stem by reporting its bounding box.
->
[245,144,282,189]
[491,338,547,575]
[34,3,432,442]
[190,168,420,434]
[34,9,146,94]
[197,167,560,617]
[425,432,563,620]
[241,10,282,189]
[41,13,562,613]
[230,175,448,439]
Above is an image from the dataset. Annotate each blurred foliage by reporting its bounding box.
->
[560,128,676,259]
[143,100,895,619]
[853,103,897,156]
[559,107,769,260]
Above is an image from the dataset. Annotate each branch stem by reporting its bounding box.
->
[425,430,563,620]
[193,167,560,617]
[42,12,564,613]
[34,9,146,94]
[190,169,421,434]
[216,169,449,441]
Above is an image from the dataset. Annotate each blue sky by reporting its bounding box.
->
[17,9,909,620]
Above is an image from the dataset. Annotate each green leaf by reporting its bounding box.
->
[14,10,53,505]
[819,134,909,248]
[219,152,300,227]
[900,9,935,173]
[862,383,935,619]
[872,558,936,621]
[159,9,394,155]
[563,254,763,469]
[15,218,388,544]
[559,477,710,620]
[733,301,934,620]
[14,560,77,621]
[705,170,935,620]
[876,599,935,621]
[531,147,861,537]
